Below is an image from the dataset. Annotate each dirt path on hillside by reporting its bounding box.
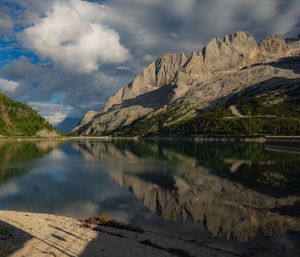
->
[229,105,245,118]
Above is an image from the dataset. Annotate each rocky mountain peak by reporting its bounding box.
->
[203,31,258,72]
[103,32,261,113]
[259,35,290,58]
[73,31,300,136]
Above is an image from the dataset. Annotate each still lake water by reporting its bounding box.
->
[0,139,299,245]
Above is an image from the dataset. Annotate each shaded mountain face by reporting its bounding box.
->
[72,140,300,242]
[73,32,300,136]
[56,117,81,134]
[0,93,59,137]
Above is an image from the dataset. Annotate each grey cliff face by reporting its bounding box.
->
[73,31,300,135]
[73,111,98,133]
[202,32,258,73]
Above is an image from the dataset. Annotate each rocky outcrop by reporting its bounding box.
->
[36,129,59,137]
[202,32,258,73]
[73,32,300,135]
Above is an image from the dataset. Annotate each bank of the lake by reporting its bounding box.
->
[0,211,298,257]
[68,135,300,146]
[0,136,68,142]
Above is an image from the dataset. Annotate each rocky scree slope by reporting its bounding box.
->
[73,32,300,136]
[0,92,59,137]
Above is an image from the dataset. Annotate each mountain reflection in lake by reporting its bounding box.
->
[0,139,299,244]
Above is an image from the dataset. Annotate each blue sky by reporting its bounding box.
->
[0,0,299,124]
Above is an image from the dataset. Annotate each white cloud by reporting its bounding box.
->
[20,0,129,73]
[0,78,18,93]
[28,101,73,125]
[46,113,69,125]
[142,54,155,62]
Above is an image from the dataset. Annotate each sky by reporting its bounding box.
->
[0,0,299,125]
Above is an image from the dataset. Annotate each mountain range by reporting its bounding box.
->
[56,117,81,135]
[73,31,300,136]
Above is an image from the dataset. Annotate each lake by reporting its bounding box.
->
[0,139,299,249]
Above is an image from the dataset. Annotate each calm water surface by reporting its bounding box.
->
[0,139,299,245]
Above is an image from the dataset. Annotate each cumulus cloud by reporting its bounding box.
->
[28,101,73,125]
[0,55,133,124]
[0,78,18,93]
[20,0,129,73]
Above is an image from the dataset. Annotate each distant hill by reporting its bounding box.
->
[0,92,59,137]
[73,31,300,136]
[56,117,81,134]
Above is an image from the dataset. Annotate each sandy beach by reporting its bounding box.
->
[0,211,239,257]
[1,211,299,257]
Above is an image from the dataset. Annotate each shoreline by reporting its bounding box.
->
[54,135,300,145]
[0,211,297,257]
[0,136,69,142]
[0,135,300,146]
